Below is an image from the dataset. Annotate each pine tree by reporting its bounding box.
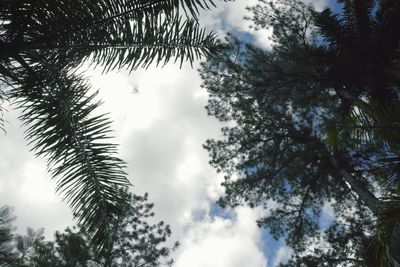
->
[200,0,400,265]
[0,206,20,266]
[1,193,175,267]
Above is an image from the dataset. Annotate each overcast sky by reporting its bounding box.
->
[0,1,331,266]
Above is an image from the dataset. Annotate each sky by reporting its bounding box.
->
[0,0,333,266]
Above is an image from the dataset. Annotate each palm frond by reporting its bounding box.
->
[85,15,221,72]
[0,88,6,133]
[328,100,400,148]
[370,197,400,267]
[374,0,400,62]
[346,101,400,149]
[342,0,375,41]
[330,100,400,189]
[0,63,11,133]
[10,59,130,252]
[0,0,217,31]
[377,156,400,190]
[1,0,224,70]
[312,8,344,50]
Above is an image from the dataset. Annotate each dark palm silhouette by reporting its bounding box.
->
[314,1,400,265]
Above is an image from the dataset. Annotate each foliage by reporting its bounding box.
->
[200,0,400,265]
[0,206,20,266]
[0,0,225,252]
[0,193,175,267]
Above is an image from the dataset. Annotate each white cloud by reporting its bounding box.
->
[199,0,272,48]
[175,207,267,267]
[307,0,329,11]
[87,62,269,265]
[272,246,293,267]
[90,63,222,222]
[320,201,335,229]
[0,108,73,237]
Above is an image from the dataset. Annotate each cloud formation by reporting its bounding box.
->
[175,207,267,267]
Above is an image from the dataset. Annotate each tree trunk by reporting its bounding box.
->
[330,156,379,213]
[290,126,380,213]
[104,257,112,267]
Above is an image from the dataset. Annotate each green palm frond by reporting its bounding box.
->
[0,89,6,133]
[347,101,400,149]
[378,156,400,190]
[313,0,375,56]
[84,15,220,72]
[0,64,9,133]
[329,100,400,189]
[0,0,215,33]
[341,0,375,45]
[1,0,224,71]
[327,100,400,148]
[368,197,400,267]
[374,0,400,60]
[10,59,130,252]
[312,8,344,49]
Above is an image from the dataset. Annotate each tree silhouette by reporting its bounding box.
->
[0,206,19,266]
[201,0,400,265]
[1,193,176,267]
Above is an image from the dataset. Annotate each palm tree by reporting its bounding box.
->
[312,0,400,103]
[312,1,400,265]
[330,99,400,266]
[0,0,224,253]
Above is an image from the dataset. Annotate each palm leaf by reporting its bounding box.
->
[328,100,400,187]
[1,0,224,71]
[312,8,345,50]
[374,0,400,62]
[342,0,375,37]
[10,59,130,252]
[83,15,221,72]
[347,101,400,148]
[331,99,400,265]
[370,197,400,267]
